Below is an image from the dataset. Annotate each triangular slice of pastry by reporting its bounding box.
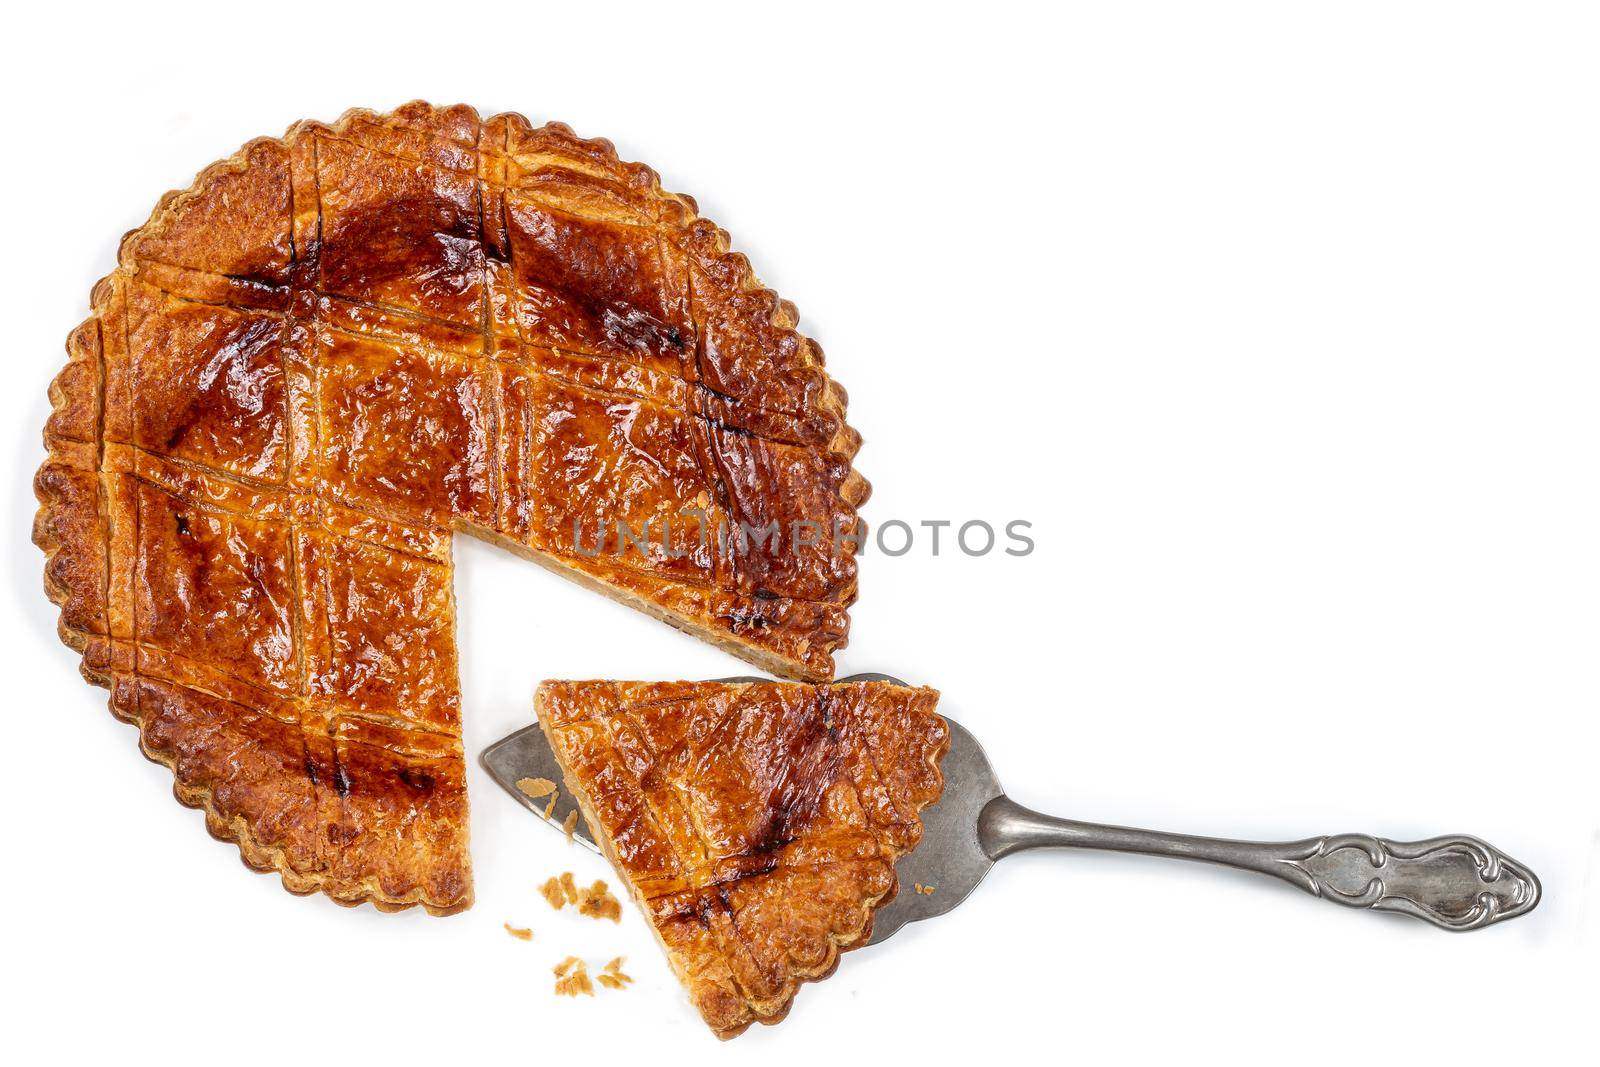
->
[535,679,948,1038]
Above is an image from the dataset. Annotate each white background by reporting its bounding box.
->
[3,2,1596,1062]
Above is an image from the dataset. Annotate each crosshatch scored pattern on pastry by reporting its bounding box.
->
[34,102,869,916]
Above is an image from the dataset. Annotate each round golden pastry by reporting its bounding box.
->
[34,102,867,915]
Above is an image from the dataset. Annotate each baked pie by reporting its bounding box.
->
[536,678,948,1038]
[34,103,866,914]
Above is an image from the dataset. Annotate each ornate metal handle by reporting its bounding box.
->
[979,796,1540,931]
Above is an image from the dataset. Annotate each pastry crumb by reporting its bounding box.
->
[562,809,579,842]
[553,956,594,997]
[516,777,557,799]
[598,956,633,988]
[913,883,937,895]
[543,790,559,819]
[577,879,622,923]
[540,872,621,922]
[556,973,594,997]
[503,923,533,941]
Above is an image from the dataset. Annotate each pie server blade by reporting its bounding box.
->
[483,673,1542,943]
[481,719,600,853]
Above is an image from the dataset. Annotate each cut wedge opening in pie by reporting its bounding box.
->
[535,679,948,1038]
[34,102,867,915]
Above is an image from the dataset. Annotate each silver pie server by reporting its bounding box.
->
[482,673,1541,939]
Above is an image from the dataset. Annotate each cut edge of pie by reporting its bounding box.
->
[35,101,867,915]
[534,679,948,1038]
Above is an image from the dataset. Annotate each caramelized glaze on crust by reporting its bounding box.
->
[34,102,866,915]
[536,679,947,1038]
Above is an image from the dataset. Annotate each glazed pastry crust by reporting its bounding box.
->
[536,679,947,1038]
[35,102,865,914]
